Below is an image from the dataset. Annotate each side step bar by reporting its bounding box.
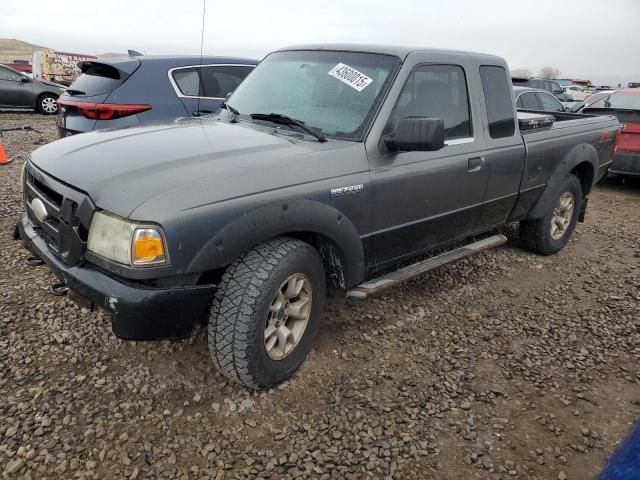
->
[347,234,508,299]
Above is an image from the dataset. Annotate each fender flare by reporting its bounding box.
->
[188,199,365,287]
[528,143,597,219]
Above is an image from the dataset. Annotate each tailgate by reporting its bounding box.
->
[57,59,141,134]
[616,121,640,152]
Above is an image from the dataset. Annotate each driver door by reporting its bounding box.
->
[364,53,489,268]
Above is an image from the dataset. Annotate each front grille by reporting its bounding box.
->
[24,164,94,265]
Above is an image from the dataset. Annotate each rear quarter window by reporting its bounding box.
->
[480,65,516,139]
[517,92,540,110]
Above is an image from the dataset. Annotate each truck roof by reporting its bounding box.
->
[276,43,505,63]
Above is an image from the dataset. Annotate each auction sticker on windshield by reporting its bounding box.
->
[328,63,373,92]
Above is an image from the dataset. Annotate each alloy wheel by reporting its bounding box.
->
[264,273,312,360]
[550,191,575,240]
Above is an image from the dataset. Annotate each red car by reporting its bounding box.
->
[584,88,640,177]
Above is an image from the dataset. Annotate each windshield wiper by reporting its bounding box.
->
[220,102,239,123]
[250,113,326,143]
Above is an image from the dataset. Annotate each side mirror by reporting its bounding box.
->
[384,117,445,152]
[20,76,31,83]
[564,106,572,112]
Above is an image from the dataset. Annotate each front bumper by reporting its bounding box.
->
[18,212,215,340]
[610,151,640,177]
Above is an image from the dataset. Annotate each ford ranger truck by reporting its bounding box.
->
[17,45,620,389]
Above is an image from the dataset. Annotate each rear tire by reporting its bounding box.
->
[520,174,583,255]
[37,94,58,115]
[208,237,326,389]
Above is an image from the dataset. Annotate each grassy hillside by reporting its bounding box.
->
[0,38,49,64]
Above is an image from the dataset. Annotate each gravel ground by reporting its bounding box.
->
[1,113,639,480]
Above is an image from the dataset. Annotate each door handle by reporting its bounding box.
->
[467,156,485,172]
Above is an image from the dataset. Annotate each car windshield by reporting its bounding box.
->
[227,50,400,140]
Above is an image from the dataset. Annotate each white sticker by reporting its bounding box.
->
[328,63,373,92]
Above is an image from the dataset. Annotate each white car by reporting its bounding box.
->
[562,85,589,101]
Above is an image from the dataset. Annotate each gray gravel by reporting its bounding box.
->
[1,113,639,479]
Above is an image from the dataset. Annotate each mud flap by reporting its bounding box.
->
[579,196,588,223]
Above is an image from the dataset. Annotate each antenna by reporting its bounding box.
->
[196,0,206,116]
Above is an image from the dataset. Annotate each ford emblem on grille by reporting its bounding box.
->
[31,198,49,222]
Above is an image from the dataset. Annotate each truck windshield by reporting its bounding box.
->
[227,50,400,140]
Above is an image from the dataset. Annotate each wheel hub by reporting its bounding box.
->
[550,191,575,240]
[264,273,312,361]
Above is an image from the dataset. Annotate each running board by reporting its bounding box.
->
[347,234,508,299]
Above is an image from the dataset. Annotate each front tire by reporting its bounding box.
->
[520,174,583,255]
[37,94,58,115]
[208,237,326,389]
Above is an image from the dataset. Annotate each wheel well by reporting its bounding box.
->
[571,162,594,196]
[286,232,347,289]
[196,232,349,289]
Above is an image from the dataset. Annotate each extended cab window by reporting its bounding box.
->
[480,66,516,139]
[390,64,471,140]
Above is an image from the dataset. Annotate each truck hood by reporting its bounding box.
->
[30,118,355,219]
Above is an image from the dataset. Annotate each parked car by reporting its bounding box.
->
[553,79,573,87]
[562,85,589,101]
[17,44,619,389]
[514,86,567,112]
[629,82,640,88]
[56,55,257,137]
[565,90,616,113]
[511,76,572,102]
[584,88,640,177]
[0,64,64,114]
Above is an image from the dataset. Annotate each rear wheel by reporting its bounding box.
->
[520,174,583,255]
[37,94,58,115]
[208,237,326,389]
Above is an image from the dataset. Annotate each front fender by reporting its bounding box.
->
[188,199,365,287]
[528,142,597,219]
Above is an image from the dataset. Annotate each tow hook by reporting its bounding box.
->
[26,256,45,267]
[48,282,68,297]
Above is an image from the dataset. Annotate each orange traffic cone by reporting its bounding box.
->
[0,142,12,165]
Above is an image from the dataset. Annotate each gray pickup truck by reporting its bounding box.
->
[17,44,619,389]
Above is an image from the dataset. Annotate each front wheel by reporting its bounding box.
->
[37,94,58,115]
[520,174,583,255]
[208,237,326,389]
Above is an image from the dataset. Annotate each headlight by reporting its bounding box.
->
[87,211,168,266]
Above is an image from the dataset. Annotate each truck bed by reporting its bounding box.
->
[513,110,620,214]
[517,109,617,132]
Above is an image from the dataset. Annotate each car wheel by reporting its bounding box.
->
[208,237,326,389]
[520,174,583,255]
[37,94,58,115]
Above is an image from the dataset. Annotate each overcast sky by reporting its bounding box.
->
[1,0,639,82]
